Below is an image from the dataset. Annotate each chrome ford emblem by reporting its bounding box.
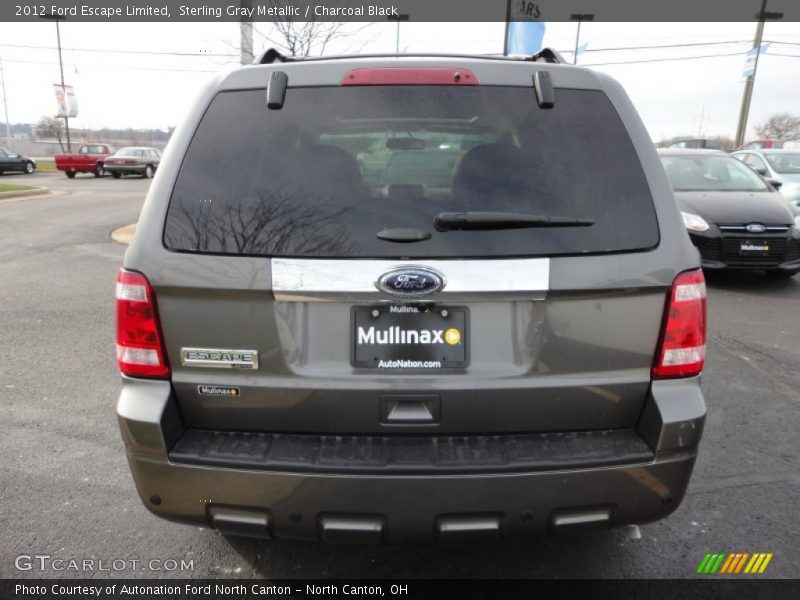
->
[746,223,766,233]
[376,266,445,297]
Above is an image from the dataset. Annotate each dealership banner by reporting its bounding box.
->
[3,0,800,22]
[505,1,545,55]
[53,84,79,118]
[742,42,771,78]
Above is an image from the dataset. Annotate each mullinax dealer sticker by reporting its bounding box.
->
[198,386,240,397]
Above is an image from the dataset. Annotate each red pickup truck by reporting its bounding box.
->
[54,143,114,178]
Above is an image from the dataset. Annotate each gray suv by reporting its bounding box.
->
[116,51,707,544]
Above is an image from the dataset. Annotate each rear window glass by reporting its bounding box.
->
[164,86,658,258]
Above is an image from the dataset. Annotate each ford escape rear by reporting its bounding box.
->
[116,52,706,544]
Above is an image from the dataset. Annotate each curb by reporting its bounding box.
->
[111,223,137,245]
[0,186,49,201]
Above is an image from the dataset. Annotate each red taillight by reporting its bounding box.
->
[341,67,479,86]
[115,269,170,378]
[653,269,707,379]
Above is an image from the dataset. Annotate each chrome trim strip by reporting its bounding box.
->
[271,258,550,301]
[719,225,789,232]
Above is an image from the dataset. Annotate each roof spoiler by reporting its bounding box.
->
[255,47,569,65]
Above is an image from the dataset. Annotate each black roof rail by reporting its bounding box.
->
[255,48,570,65]
[258,48,296,64]
[529,48,566,64]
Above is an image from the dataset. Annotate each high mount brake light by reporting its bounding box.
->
[341,68,479,86]
[115,269,170,379]
[653,269,707,379]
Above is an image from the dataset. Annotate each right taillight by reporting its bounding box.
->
[653,269,707,379]
[116,269,170,379]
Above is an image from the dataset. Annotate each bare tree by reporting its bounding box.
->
[754,113,800,141]
[251,1,375,58]
[36,116,65,152]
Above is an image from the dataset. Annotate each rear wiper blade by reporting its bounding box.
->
[433,211,595,232]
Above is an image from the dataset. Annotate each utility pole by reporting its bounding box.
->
[54,18,71,152]
[570,14,594,65]
[734,0,782,147]
[0,58,11,151]
[239,0,253,64]
[41,14,72,152]
[388,14,409,54]
[698,106,706,137]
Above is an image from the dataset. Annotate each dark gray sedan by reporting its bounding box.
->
[0,147,36,175]
[105,146,161,179]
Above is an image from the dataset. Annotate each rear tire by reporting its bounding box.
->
[94,163,105,178]
[66,171,76,179]
[112,172,121,179]
[143,164,154,179]
[24,161,35,174]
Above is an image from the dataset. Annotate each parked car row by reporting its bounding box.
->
[54,144,161,179]
[659,148,800,277]
[665,137,793,151]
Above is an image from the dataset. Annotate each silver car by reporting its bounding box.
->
[116,51,707,544]
[105,146,161,179]
[731,149,800,207]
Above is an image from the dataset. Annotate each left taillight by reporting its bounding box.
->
[115,269,170,378]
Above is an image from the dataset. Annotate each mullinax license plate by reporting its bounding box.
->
[351,305,468,369]
[739,240,770,255]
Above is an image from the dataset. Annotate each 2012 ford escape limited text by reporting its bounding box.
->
[116,50,707,544]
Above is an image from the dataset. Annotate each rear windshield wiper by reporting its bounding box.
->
[433,211,595,232]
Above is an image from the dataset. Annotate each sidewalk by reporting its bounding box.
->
[111,223,137,245]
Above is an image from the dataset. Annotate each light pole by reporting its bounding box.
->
[0,58,11,150]
[41,13,71,152]
[570,14,594,65]
[388,14,409,54]
[734,0,782,147]
[240,0,253,64]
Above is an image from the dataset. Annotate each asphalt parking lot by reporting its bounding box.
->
[0,170,798,579]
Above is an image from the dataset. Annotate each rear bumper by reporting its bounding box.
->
[117,377,705,543]
[106,164,146,174]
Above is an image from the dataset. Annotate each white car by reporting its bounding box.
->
[731,149,800,207]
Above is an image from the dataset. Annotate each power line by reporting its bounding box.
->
[1,57,224,73]
[585,51,748,66]
[583,40,751,53]
[0,42,238,58]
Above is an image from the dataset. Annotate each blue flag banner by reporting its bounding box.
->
[507,20,546,55]
[505,1,545,55]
